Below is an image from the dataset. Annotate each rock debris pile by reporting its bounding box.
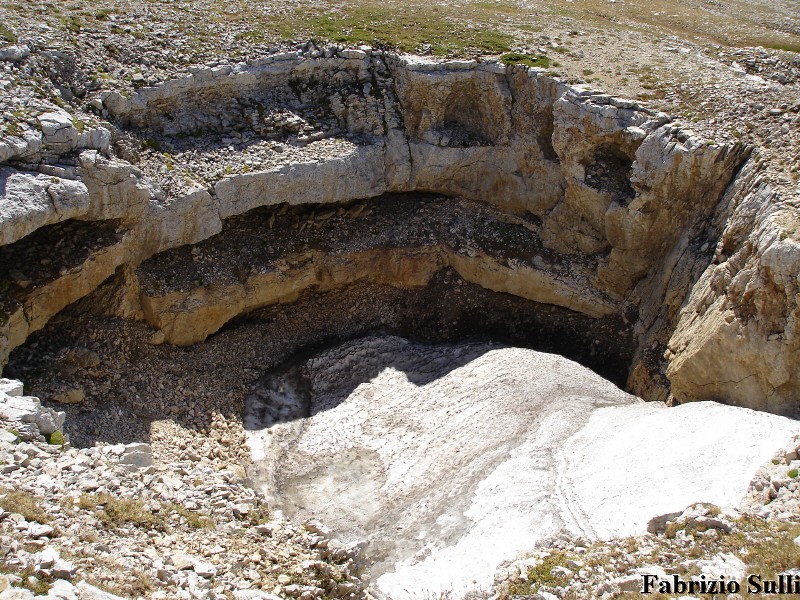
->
[0,378,370,600]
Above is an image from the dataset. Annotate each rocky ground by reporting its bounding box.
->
[0,0,799,199]
[0,378,369,600]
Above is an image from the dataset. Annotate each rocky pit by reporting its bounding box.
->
[2,47,800,599]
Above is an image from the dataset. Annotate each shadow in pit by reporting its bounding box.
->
[4,268,635,448]
[239,267,636,430]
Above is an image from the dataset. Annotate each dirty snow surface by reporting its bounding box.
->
[244,336,800,600]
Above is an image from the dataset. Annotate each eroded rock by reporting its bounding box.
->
[0,49,793,416]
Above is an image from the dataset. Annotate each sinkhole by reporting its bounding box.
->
[2,50,793,600]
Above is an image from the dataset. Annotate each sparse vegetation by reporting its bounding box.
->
[507,551,570,595]
[0,488,52,524]
[162,502,216,529]
[237,3,515,56]
[0,562,53,595]
[143,138,161,152]
[64,15,81,33]
[246,506,271,526]
[85,493,164,530]
[0,23,17,43]
[500,52,552,68]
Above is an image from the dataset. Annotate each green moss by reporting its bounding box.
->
[500,52,552,68]
[789,469,798,479]
[72,118,87,133]
[47,431,65,446]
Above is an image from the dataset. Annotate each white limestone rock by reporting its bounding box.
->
[0,45,29,62]
[0,588,35,599]
[0,392,65,436]
[47,579,78,599]
[117,442,153,470]
[38,111,79,154]
[0,127,42,163]
[693,552,746,582]
[0,167,91,246]
[0,379,23,397]
[214,145,386,218]
[75,581,126,600]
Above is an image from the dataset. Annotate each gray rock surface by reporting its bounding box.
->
[0,383,64,437]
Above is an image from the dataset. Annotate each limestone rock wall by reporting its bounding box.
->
[666,159,800,415]
[0,48,792,415]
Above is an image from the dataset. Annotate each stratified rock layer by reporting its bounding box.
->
[244,336,800,600]
[0,49,796,414]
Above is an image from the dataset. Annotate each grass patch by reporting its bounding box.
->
[64,15,81,34]
[230,2,515,56]
[0,562,53,595]
[0,23,17,43]
[765,43,800,54]
[507,551,570,595]
[0,488,51,524]
[162,502,215,530]
[84,493,164,531]
[283,7,512,55]
[500,52,552,68]
[94,8,115,20]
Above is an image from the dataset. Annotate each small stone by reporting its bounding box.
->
[0,430,18,444]
[53,388,85,405]
[76,580,126,599]
[26,523,54,538]
[47,579,78,599]
[0,46,29,62]
[167,553,194,570]
[551,565,573,578]
[0,381,23,397]
[193,561,217,578]
[0,588,35,599]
